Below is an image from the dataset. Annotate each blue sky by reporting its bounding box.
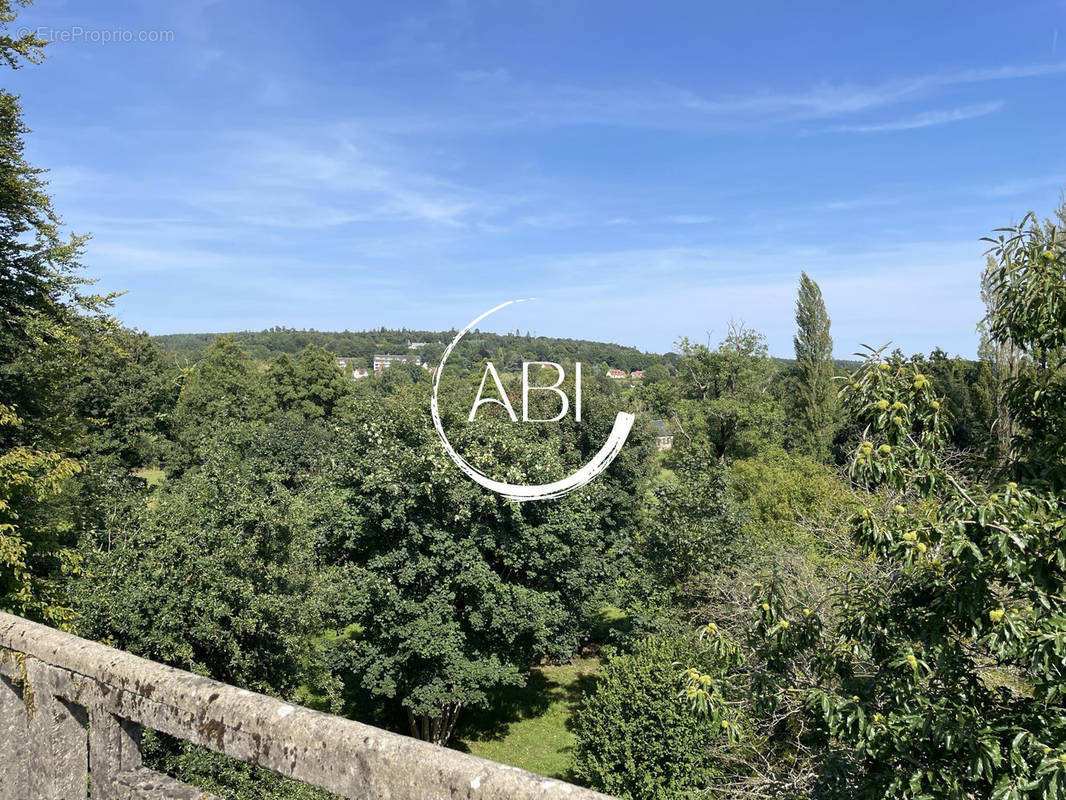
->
[7,0,1066,357]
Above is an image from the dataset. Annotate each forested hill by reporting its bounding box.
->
[153,327,681,372]
[152,327,865,373]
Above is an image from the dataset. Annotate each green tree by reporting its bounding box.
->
[0,404,82,624]
[320,384,648,744]
[293,345,353,418]
[75,417,345,800]
[821,352,1066,798]
[699,350,1066,799]
[269,345,353,420]
[643,453,741,589]
[267,352,301,414]
[636,363,677,418]
[916,347,993,455]
[53,327,178,557]
[76,422,320,694]
[171,336,268,466]
[69,328,177,468]
[977,255,1024,467]
[572,636,721,800]
[675,325,784,460]
[643,363,671,384]
[982,203,1066,488]
[377,358,427,394]
[0,2,113,624]
[727,447,856,578]
[792,272,839,459]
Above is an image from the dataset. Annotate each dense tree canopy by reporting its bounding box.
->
[314,381,652,743]
[4,4,1063,796]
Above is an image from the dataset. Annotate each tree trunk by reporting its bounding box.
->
[410,703,463,746]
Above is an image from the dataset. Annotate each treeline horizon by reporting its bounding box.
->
[153,325,885,372]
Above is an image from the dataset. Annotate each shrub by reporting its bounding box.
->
[572,636,719,799]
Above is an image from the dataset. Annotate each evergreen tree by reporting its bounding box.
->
[792,272,838,459]
[0,3,111,625]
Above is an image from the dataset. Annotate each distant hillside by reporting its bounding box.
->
[152,327,682,373]
[152,328,872,375]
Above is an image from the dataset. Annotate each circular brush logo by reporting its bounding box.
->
[431,299,635,501]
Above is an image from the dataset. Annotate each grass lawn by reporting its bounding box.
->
[456,657,600,780]
[131,467,165,487]
[656,466,677,485]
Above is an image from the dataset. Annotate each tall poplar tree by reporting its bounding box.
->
[792,272,838,458]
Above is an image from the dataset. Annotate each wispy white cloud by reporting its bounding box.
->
[684,62,1066,119]
[430,61,1066,131]
[819,102,1003,133]
[180,128,503,229]
[87,241,247,274]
